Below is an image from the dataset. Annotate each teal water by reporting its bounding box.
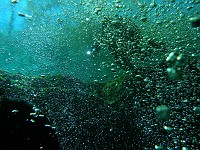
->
[0,0,199,81]
[0,1,200,150]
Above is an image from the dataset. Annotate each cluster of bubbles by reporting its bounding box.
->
[86,1,200,149]
[166,49,186,79]
[2,0,200,149]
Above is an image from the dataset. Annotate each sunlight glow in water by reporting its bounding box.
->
[86,51,91,55]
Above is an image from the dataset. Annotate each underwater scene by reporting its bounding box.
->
[0,0,200,149]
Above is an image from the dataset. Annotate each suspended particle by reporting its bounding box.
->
[11,109,19,113]
[182,147,190,150]
[18,12,25,17]
[189,16,200,27]
[163,126,173,131]
[30,113,37,117]
[12,0,19,3]
[193,107,200,114]
[150,0,157,8]
[155,145,166,149]
[155,105,170,121]
[166,51,178,62]
[167,67,181,79]
[30,119,35,123]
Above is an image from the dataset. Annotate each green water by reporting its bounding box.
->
[0,0,199,81]
[0,1,200,149]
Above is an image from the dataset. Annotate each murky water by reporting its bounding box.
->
[0,0,200,150]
